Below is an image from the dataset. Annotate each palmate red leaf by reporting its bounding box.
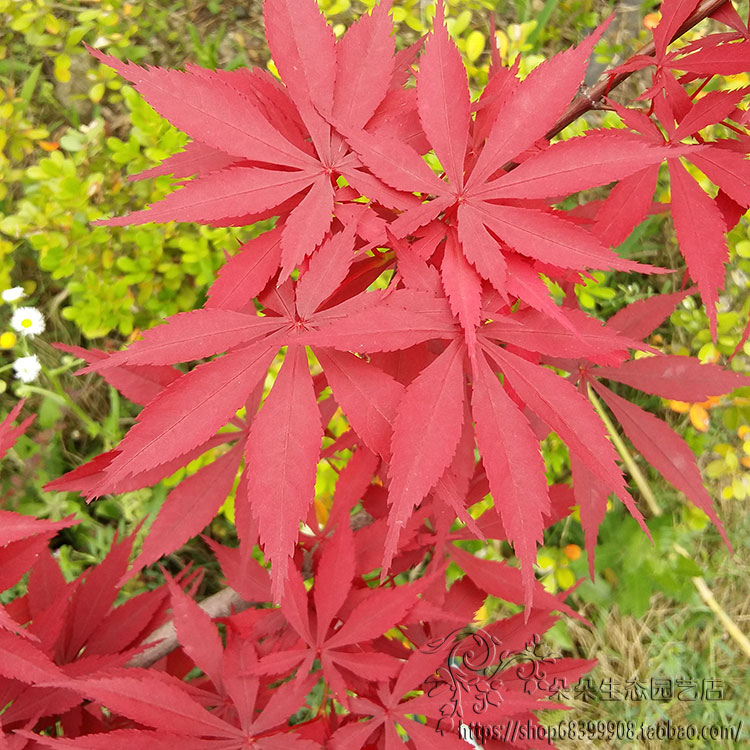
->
[128,140,239,182]
[244,346,323,602]
[331,0,394,130]
[383,340,465,574]
[87,46,315,169]
[68,670,242,740]
[0,400,34,460]
[206,227,284,311]
[594,354,749,402]
[417,1,470,190]
[34,11,749,747]
[126,444,243,578]
[592,381,730,550]
[96,340,278,487]
[466,17,610,188]
[82,310,280,370]
[471,351,548,609]
[667,157,728,338]
[486,345,648,535]
[96,167,319,228]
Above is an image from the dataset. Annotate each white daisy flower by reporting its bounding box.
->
[10,306,45,337]
[1,287,25,303]
[13,354,41,383]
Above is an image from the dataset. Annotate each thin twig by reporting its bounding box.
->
[126,587,251,669]
[587,384,663,517]
[674,544,750,660]
[544,0,731,141]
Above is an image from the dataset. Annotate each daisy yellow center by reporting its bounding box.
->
[21,318,32,328]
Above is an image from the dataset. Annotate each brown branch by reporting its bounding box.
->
[545,0,731,141]
[125,587,252,669]
[125,509,374,669]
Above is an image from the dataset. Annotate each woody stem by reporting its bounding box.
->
[543,0,731,141]
[587,384,663,517]
[673,544,750,660]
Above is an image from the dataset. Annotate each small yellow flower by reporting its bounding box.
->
[313,496,331,527]
[0,331,16,349]
[667,400,690,413]
[668,396,720,432]
[689,403,710,432]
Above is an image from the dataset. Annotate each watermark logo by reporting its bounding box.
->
[421,626,563,736]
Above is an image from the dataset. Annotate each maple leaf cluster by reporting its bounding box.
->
[2,396,594,749]
[2,0,750,747]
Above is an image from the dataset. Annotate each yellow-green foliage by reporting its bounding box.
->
[1,85,256,338]
[320,0,558,88]
[0,0,243,339]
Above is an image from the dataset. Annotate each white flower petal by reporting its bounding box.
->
[13,354,41,383]
[1,287,25,302]
[10,306,45,337]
